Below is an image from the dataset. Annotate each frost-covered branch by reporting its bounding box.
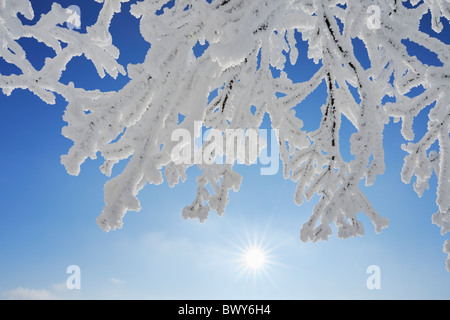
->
[1,0,449,270]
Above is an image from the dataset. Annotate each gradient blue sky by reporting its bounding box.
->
[0,0,449,300]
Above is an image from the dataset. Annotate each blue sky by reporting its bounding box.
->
[0,0,449,300]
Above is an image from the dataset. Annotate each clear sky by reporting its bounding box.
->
[0,0,449,300]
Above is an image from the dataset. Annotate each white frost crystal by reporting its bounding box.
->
[1,0,449,270]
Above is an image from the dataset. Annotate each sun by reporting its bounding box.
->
[222,223,284,284]
[222,223,287,294]
[244,248,267,270]
[237,239,274,276]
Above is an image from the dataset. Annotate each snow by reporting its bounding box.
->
[1,0,449,270]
